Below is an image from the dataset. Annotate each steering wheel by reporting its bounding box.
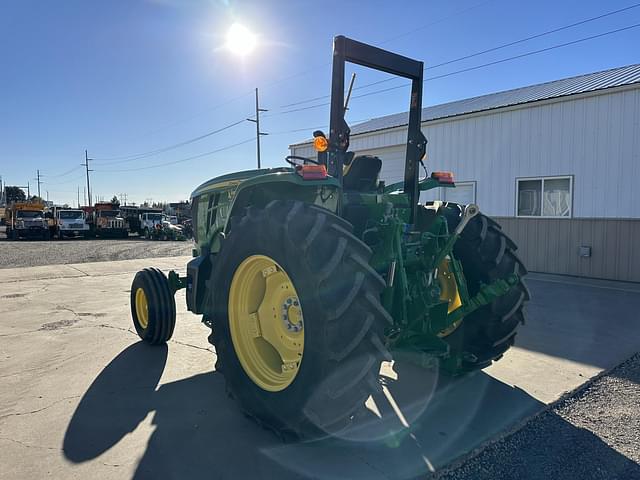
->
[285,155,320,167]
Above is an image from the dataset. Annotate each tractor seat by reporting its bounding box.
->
[343,155,382,192]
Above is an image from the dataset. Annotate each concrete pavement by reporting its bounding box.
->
[1,259,639,479]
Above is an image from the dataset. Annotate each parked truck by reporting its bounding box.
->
[4,201,50,240]
[53,208,90,239]
[139,211,186,241]
[90,202,128,238]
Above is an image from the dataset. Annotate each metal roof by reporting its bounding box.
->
[292,63,640,145]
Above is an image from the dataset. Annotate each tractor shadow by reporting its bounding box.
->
[515,275,640,371]
[63,343,639,479]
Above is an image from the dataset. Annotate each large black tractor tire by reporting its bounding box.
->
[207,200,391,439]
[130,268,176,345]
[440,203,530,374]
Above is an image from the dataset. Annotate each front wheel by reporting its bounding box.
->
[130,268,176,345]
[208,200,391,438]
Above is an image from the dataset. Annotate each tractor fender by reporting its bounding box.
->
[225,174,340,234]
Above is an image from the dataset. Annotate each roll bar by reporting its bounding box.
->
[326,35,427,223]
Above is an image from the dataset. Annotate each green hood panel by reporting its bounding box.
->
[190,167,340,200]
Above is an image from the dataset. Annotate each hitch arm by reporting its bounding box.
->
[433,204,480,268]
[167,270,187,294]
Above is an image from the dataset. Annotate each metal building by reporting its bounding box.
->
[291,64,640,282]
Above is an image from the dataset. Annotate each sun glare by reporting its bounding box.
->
[225,23,257,56]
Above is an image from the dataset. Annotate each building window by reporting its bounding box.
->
[443,181,476,205]
[516,176,572,217]
[419,181,476,205]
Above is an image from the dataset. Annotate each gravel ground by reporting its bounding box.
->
[0,227,193,268]
[434,353,640,480]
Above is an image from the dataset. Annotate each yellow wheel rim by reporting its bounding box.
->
[135,287,149,329]
[228,255,304,392]
[437,257,463,337]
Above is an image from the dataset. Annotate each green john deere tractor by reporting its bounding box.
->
[130,36,529,438]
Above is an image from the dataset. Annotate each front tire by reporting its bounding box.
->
[130,268,176,345]
[441,204,530,373]
[208,200,391,438]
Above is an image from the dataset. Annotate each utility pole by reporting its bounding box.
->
[27,181,30,197]
[119,192,128,206]
[36,169,42,198]
[77,186,80,208]
[246,87,268,169]
[82,150,93,206]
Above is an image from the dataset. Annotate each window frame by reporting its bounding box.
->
[515,175,574,219]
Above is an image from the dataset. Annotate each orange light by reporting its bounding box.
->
[431,171,455,184]
[313,136,329,152]
[296,164,328,180]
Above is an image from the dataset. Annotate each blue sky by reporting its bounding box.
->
[1,0,638,206]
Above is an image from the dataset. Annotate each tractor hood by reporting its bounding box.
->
[190,167,291,199]
[190,167,339,200]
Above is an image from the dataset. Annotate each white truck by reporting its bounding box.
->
[55,209,90,239]
[139,212,164,239]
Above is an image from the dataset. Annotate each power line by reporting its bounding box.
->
[44,173,87,186]
[94,118,249,163]
[92,90,256,150]
[352,21,640,101]
[272,21,640,116]
[94,138,255,173]
[278,2,640,109]
[247,0,498,98]
[267,118,372,136]
[46,165,83,178]
[377,0,496,46]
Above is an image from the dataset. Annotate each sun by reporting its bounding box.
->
[225,23,257,56]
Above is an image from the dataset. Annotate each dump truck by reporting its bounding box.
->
[129,36,529,438]
[90,202,128,238]
[5,201,50,240]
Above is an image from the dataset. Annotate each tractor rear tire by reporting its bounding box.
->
[130,268,176,345]
[440,203,530,374]
[207,200,391,439]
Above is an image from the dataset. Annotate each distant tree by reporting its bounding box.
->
[29,195,45,204]
[110,195,120,205]
[5,186,26,203]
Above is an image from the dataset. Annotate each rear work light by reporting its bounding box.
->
[431,171,455,184]
[296,164,328,180]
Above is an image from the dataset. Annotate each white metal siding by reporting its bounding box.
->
[293,87,639,218]
[419,87,640,217]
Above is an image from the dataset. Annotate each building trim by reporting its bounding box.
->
[290,82,640,149]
